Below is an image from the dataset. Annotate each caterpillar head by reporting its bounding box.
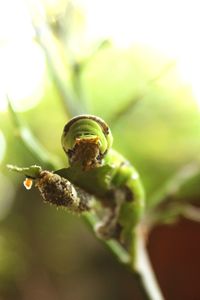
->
[61,115,113,170]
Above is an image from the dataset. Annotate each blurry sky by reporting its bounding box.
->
[0,0,200,112]
[77,0,200,104]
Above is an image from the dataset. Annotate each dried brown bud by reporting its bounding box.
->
[35,171,91,213]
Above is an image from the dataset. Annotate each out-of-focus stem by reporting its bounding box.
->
[133,226,164,300]
[109,61,176,125]
[182,205,200,222]
[7,99,56,169]
[84,212,130,265]
[26,0,86,116]
[148,162,200,209]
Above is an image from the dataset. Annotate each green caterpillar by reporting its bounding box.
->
[60,115,145,252]
[61,115,113,170]
[8,115,145,261]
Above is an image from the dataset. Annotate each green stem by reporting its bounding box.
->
[26,1,85,116]
[84,212,130,265]
[148,162,200,209]
[35,25,83,116]
[86,211,165,300]
[7,164,42,178]
[7,99,56,169]
[109,61,176,125]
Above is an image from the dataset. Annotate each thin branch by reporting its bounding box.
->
[181,205,200,222]
[84,212,130,265]
[26,0,86,116]
[7,98,57,169]
[109,61,176,125]
[133,226,164,300]
[148,162,200,209]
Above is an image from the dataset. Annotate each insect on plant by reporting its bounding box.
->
[8,114,164,300]
[59,115,145,253]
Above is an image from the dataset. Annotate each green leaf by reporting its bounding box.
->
[55,164,115,197]
[7,164,42,178]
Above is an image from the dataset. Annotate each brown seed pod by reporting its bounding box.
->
[35,171,91,213]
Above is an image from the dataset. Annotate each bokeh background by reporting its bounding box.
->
[0,0,200,299]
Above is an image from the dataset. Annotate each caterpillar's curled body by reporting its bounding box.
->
[60,115,145,249]
[16,115,145,254]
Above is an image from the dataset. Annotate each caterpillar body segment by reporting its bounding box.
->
[61,115,145,252]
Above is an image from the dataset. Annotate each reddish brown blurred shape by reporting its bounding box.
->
[148,219,200,300]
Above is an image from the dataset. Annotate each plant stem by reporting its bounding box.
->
[86,212,165,300]
[148,162,200,209]
[7,99,56,169]
[109,61,176,125]
[181,204,200,222]
[84,212,130,265]
[26,1,84,116]
[132,226,164,300]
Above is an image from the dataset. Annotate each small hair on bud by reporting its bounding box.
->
[23,178,33,190]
